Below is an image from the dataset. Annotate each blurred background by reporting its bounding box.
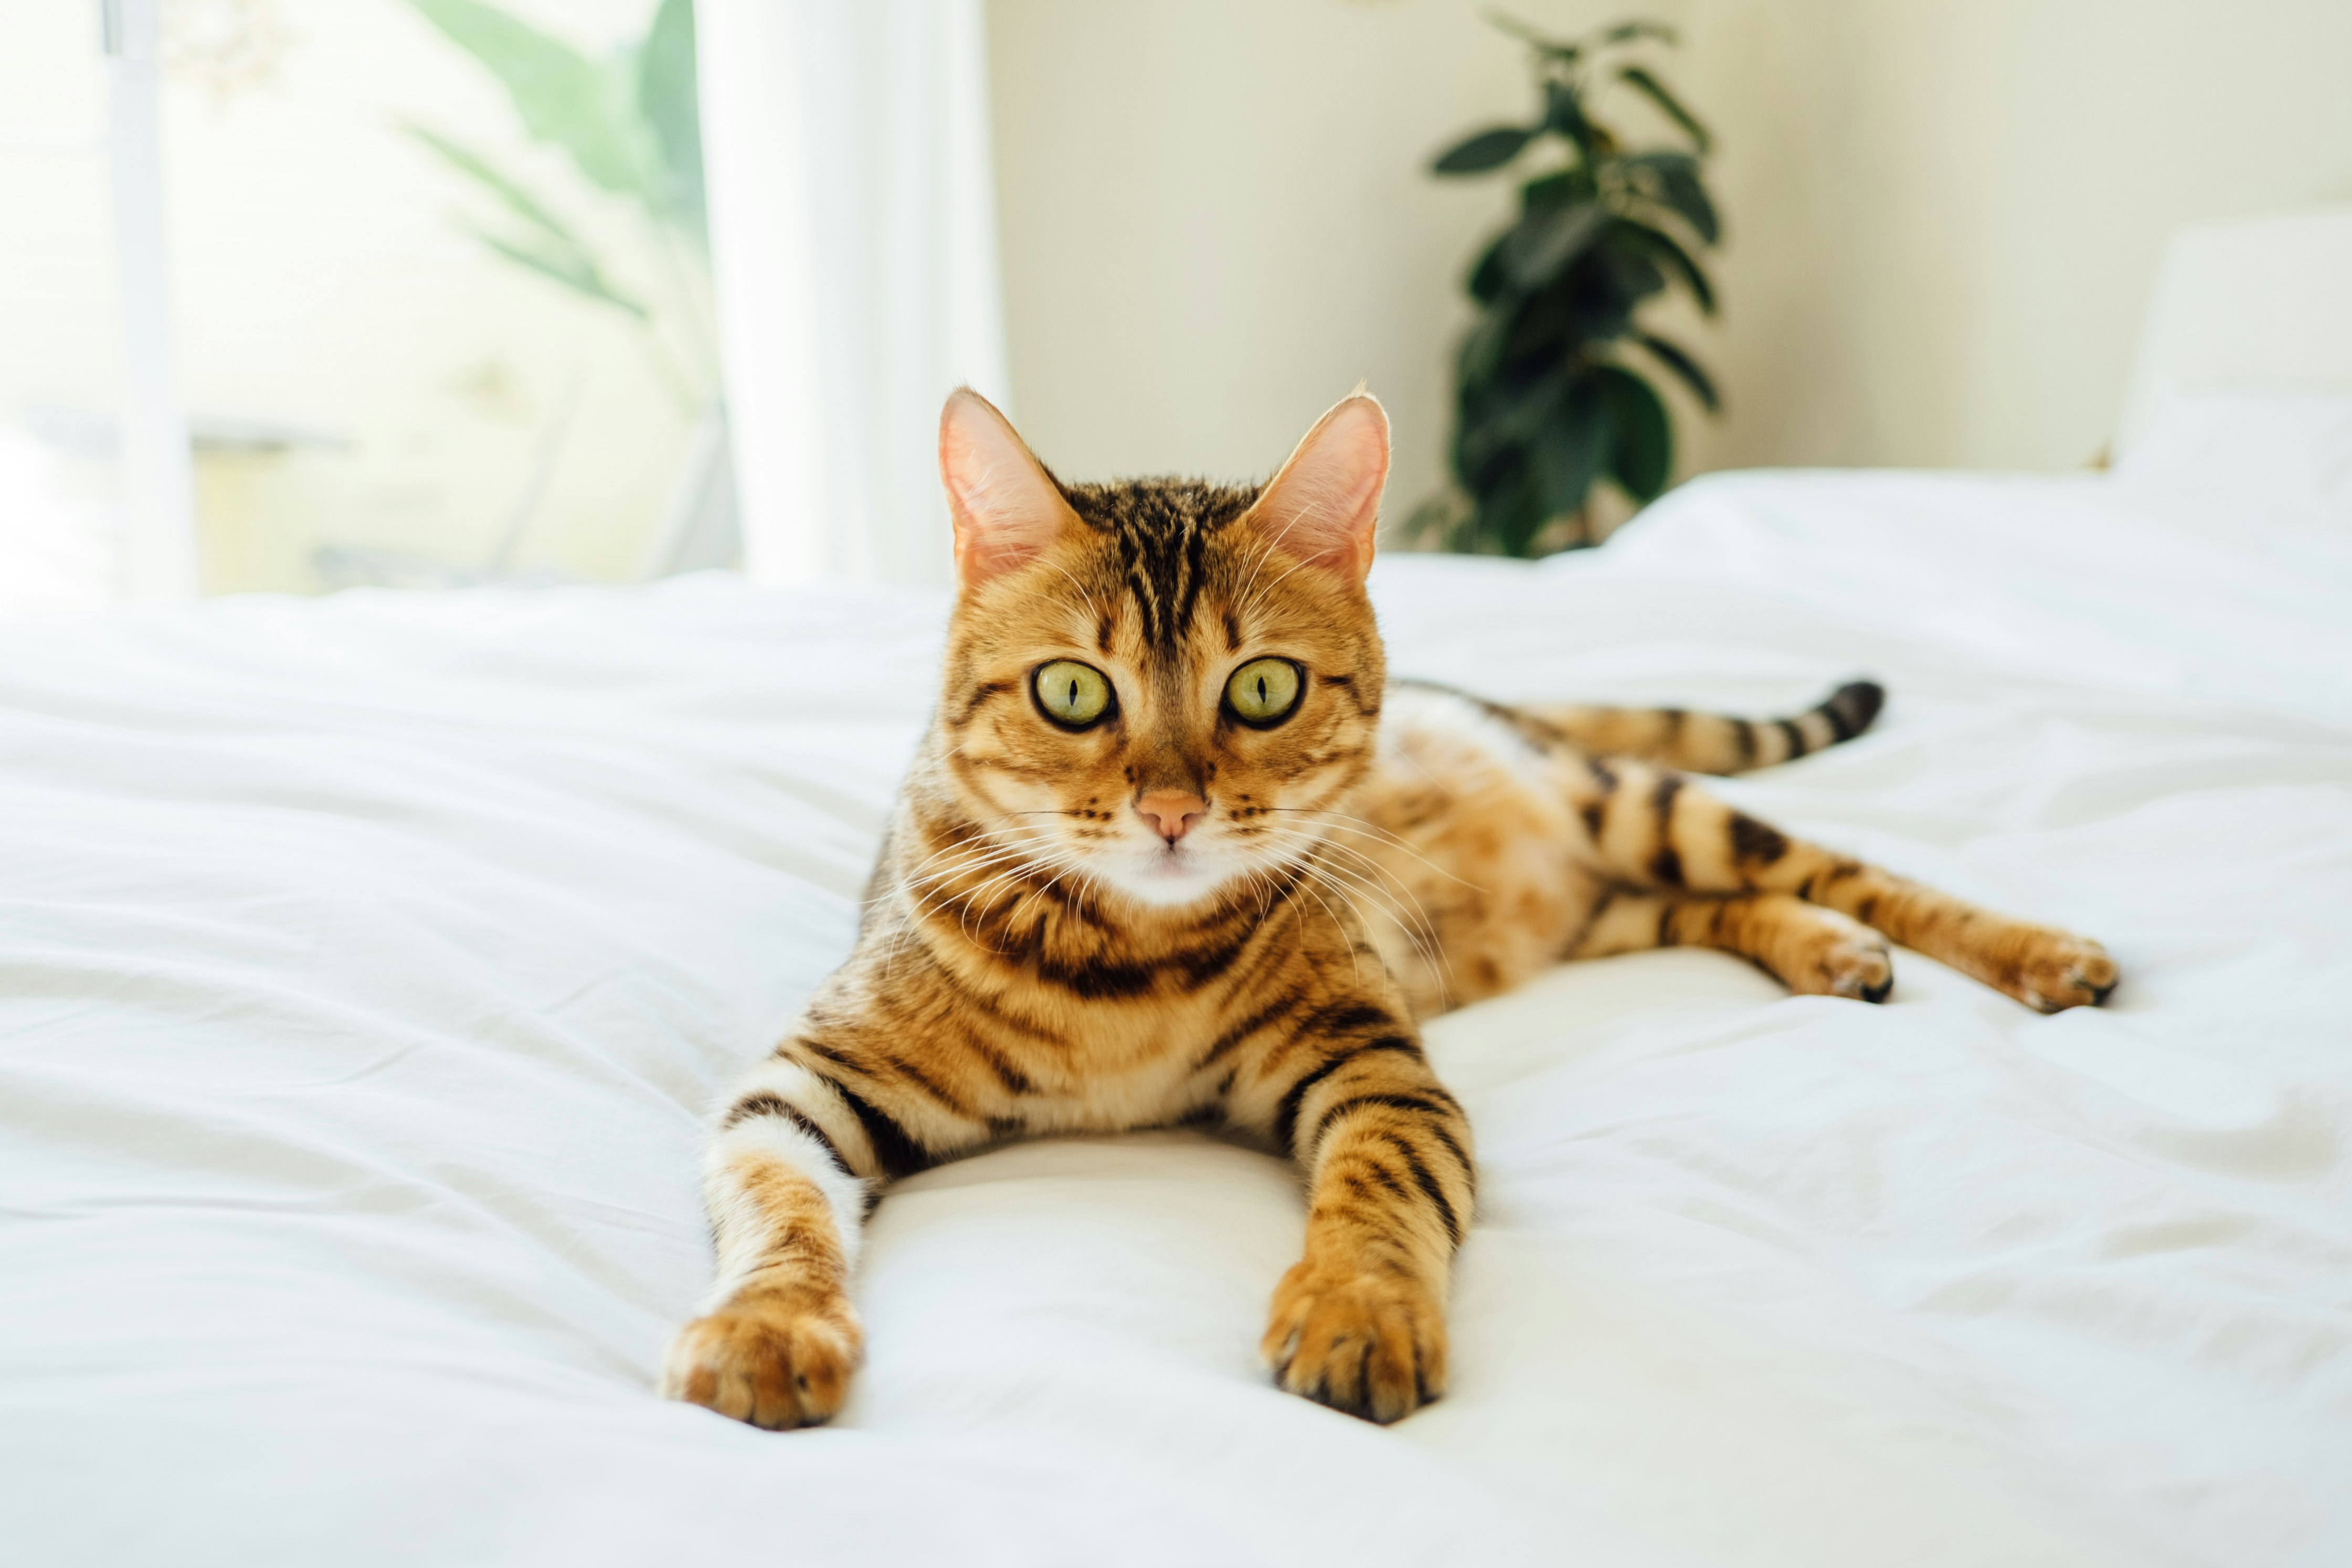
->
[2,0,2348,608]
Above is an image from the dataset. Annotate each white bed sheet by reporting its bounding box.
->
[2,469,2346,1567]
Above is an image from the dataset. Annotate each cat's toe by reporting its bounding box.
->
[1262,1259,1445,1424]
[662,1288,863,1430]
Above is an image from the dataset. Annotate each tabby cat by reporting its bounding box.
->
[660,389,2117,1428]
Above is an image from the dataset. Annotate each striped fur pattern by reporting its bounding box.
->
[1503,677,1885,774]
[661,390,2116,1430]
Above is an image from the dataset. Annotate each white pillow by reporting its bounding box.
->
[2114,387,2352,529]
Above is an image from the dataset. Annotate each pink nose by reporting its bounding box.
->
[1135,790,1207,844]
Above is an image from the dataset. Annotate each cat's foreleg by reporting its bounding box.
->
[1570,756,2116,1011]
[1236,1020,1475,1423]
[660,1056,884,1429]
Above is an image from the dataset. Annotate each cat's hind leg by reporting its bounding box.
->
[1569,756,2117,1012]
[1571,890,1893,1001]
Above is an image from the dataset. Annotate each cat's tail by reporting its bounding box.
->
[1512,680,1885,775]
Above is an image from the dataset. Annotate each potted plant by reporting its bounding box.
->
[1410,16,1723,556]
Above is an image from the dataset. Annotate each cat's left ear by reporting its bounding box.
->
[1242,391,1390,584]
[940,387,1079,587]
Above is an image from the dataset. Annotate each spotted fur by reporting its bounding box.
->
[660,390,2116,1430]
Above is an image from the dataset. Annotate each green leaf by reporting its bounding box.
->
[1477,465,1549,557]
[1569,296,1637,346]
[1526,375,1610,528]
[1614,218,1716,313]
[1597,365,1672,500]
[1501,200,1609,289]
[406,121,649,317]
[1486,13,1581,62]
[1466,232,1512,303]
[1591,225,1668,308]
[1520,166,1597,209]
[1601,20,1679,46]
[1498,288,1577,363]
[1457,305,1518,386]
[1637,333,1720,411]
[1617,149,1698,177]
[1615,151,1720,245]
[638,0,705,238]
[465,222,649,319]
[1505,480,1556,555]
[1543,80,1593,146]
[1651,162,1720,245]
[1618,65,1712,153]
[406,124,579,247]
[1434,125,1535,175]
[1457,367,1561,479]
[407,0,655,198]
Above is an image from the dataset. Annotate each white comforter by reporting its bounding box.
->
[3,470,2346,1567]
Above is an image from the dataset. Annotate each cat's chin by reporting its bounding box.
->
[1093,845,1249,911]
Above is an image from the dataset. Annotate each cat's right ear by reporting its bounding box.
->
[940,388,1077,587]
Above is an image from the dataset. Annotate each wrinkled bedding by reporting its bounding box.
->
[2,468,2346,1566]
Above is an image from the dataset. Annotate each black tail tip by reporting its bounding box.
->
[1826,680,1886,737]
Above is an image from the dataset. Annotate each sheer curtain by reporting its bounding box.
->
[696,0,1011,587]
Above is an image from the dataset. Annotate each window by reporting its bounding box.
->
[0,0,733,606]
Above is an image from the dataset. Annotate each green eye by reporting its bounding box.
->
[1033,660,1113,728]
[1225,657,1304,726]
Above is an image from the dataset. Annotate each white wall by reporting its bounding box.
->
[988,0,2352,513]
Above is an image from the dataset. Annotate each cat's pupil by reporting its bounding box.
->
[1255,676,1267,702]
[1066,680,1078,706]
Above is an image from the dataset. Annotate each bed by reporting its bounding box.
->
[5,249,2350,1566]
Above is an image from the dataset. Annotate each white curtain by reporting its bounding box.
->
[696,0,1011,587]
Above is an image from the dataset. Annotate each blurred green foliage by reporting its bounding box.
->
[402,0,712,405]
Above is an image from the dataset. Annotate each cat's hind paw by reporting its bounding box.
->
[1262,1259,1446,1425]
[661,1288,863,1430]
[2014,933,2118,1013]
[1795,923,1894,1003]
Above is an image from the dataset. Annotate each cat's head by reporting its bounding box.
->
[928,388,1390,911]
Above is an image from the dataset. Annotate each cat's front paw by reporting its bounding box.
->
[1262,1258,1446,1424]
[661,1286,863,1429]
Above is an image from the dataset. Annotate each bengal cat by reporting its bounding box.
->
[660,389,2117,1429]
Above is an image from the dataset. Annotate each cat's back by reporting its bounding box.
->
[1348,682,1604,1016]
[1359,682,1594,862]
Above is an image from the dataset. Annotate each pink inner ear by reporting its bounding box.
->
[939,389,1071,586]
[1247,395,1391,581]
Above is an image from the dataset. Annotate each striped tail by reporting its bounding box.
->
[1513,680,1885,775]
